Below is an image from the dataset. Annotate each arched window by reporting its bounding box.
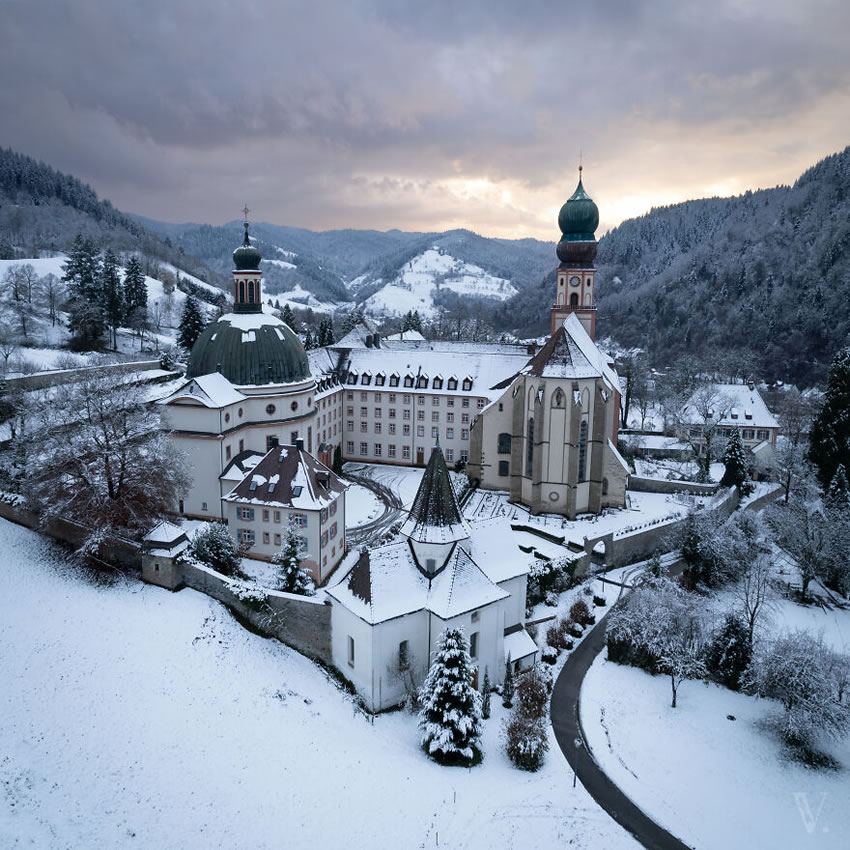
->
[239,281,245,302]
[584,293,591,305]
[570,292,579,307]
[498,432,511,454]
[578,420,588,482]
[602,477,609,496]
[248,280,255,303]
[526,417,534,477]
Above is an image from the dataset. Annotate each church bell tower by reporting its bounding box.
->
[232,206,263,314]
[551,167,599,340]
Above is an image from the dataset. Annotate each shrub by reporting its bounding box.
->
[504,665,550,771]
[541,646,559,665]
[593,595,606,607]
[570,599,595,626]
[706,614,752,691]
[565,620,583,639]
[182,522,242,576]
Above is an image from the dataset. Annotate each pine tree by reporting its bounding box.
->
[402,310,423,333]
[810,347,850,491]
[720,429,754,496]
[481,669,491,719]
[825,464,850,510]
[502,654,515,708]
[317,317,335,346]
[280,303,295,330]
[101,248,124,349]
[418,627,483,766]
[332,444,344,476]
[304,329,314,350]
[123,255,148,344]
[504,664,550,771]
[63,234,104,350]
[272,529,316,596]
[706,613,752,690]
[178,295,206,353]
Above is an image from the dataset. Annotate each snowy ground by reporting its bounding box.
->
[462,488,690,548]
[633,457,726,483]
[344,462,426,511]
[343,482,384,527]
[582,656,850,850]
[580,575,850,850]
[0,518,639,850]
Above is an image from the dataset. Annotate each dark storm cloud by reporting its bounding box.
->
[1,0,849,234]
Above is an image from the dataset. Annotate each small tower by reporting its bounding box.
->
[551,167,599,339]
[232,206,263,314]
[400,443,471,575]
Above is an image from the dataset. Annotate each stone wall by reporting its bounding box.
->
[0,501,143,568]
[581,487,740,572]
[629,476,718,496]
[179,563,333,664]
[5,359,166,392]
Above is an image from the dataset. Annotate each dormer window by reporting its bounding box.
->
[417,374,429,389]
[462,377,473,391]
[389,373,400,387]
[375,373,386,386]
[404,374,415,388]
[361,373,371,385]
[432,376,443,390]
[447,377,458,391]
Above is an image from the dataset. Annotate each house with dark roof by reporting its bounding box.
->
[222,440,346,585]
[326,444,536,711]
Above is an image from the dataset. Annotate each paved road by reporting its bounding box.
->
[550,611,694,850]
[344,469,405,548]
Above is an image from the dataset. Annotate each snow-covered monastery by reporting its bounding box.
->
[163,171,626,541]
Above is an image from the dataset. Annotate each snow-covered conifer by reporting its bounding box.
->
[177,295,205,353]
[481,669,491,719]
[720,429,754,495]
[418,627,482,766]
[502,654,515,708]
[272,529,316,596]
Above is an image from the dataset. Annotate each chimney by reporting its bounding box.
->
[295,438,304,451]
[526,342,537,356]
[373,333,381,348]
[747,381,755,391]
[365,334,373,348]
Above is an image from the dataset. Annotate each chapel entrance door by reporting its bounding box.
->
[416,448,425,466]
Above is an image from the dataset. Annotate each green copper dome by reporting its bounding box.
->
[557,175,599,241]
[233,222,262,271]
[186,313,310,386]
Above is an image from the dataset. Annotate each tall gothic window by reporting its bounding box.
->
[578,420,588,482]
[497,432,511,454]
[239,281,245,302]
[248,280,255,302]
[526,417,534,477]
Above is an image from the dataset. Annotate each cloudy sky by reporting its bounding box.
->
[2,0,849,239]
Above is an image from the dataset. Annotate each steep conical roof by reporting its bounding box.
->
[400,445,471,544]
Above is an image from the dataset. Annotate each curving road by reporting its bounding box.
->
[550,611,694,850]
[344,469,405,548]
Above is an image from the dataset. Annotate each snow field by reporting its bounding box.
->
[581,654,850,850]
[0,518,639,850]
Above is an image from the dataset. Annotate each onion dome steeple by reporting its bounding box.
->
[231,205,263,314]
[233,220,262,271]
[556,166,599,266]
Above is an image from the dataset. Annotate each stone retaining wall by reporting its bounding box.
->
[628,476,718,496]
[5,359,165,392]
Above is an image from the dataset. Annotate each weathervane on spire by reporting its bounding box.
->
[579,150,583,178]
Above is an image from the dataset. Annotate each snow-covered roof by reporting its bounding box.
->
[503,627,538,663]
[400,445,471,544]
[681,383,779,430]
[384,329,426,342]
[326,541,506,625]
[339,345,529,402]
[163,372,246,409]
[223,444,345,509]
[426,546,508,619]
[522,314,619,391]
[219,450,264,483]
[467,517,537,583]
[144,520,187,546]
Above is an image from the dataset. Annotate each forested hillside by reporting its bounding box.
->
[594,146,850,386]
[0,148,227,291]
